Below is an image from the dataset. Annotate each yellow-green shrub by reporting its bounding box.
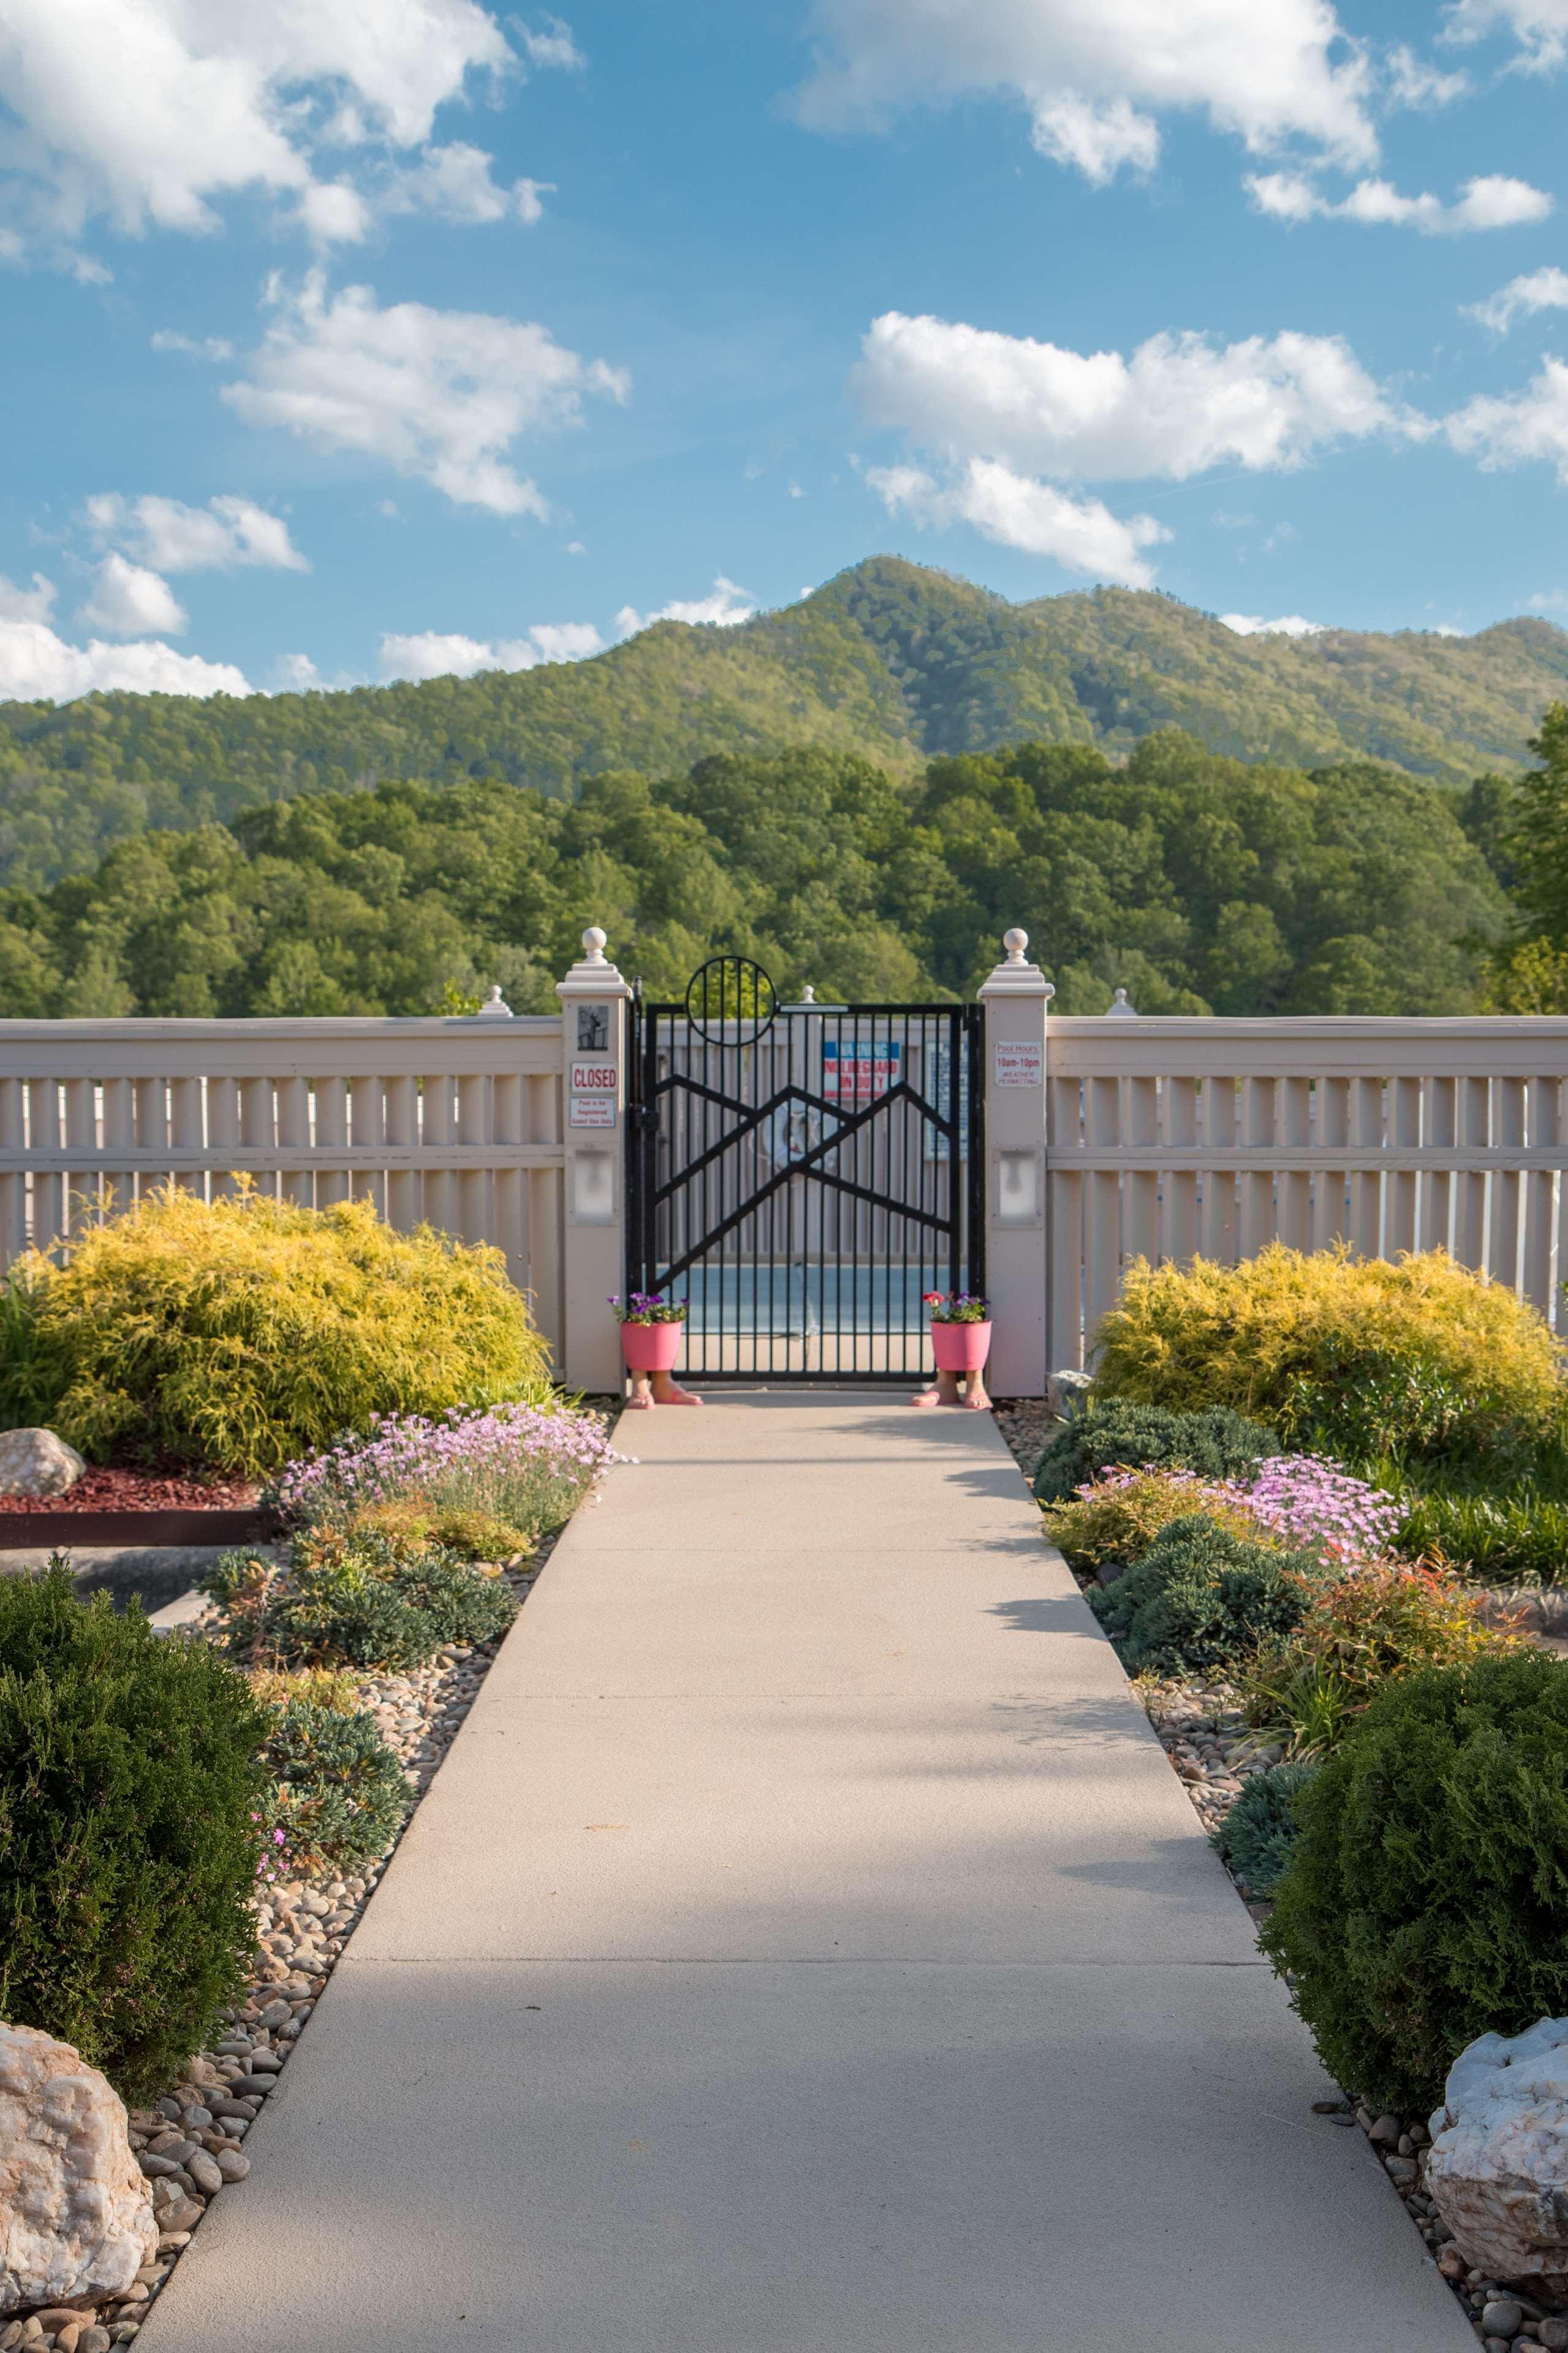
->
[1093,1244,1564,1468]
[0,1186,551,1477]
[1043,1468,1271,1574]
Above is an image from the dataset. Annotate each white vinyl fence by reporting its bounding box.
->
[7,965,1568,1396]
[0,1016,569,1358]
[1043,1016,1568,1371]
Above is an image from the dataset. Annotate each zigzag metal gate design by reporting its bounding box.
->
[625,957,985,1381]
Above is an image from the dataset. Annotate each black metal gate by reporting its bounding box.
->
[625,958,985,1381]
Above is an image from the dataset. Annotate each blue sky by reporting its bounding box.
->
[2,0,1567,701]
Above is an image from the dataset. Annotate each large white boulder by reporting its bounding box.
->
[0,1430,84,1500]
[0,2023,156,2314]
[1428,2017,1568,2279]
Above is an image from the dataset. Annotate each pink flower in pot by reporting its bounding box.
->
[608,1295,702,1410]
[914,1293,991,1411]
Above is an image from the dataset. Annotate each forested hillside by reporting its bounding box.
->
[1,557,1564,892]
[0,732,1512,1020]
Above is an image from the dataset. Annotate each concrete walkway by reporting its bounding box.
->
[144,1395,1472,2353]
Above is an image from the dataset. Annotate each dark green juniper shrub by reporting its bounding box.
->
[1033,1401,1276,1505]
[1088,1514,1319,1678]
[1262,1651,1568,2114]
[0,1565,271,2102]
[205,1527,517,1673]
[1210,1760,1318,1898]
[263,1694,409,1874]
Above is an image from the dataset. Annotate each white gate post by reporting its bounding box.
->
[977,929,1053,1397]
[555,927,633,1393]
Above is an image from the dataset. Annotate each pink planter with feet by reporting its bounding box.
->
[619,1320,685,1376]
[930,1318,992,1374]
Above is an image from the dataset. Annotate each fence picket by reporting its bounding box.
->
[1526,1079,1560,1313]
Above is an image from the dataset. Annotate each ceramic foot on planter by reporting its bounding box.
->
[911,1372,964,1408]
[960,1373,991,1410]
[649,1372,704,1405]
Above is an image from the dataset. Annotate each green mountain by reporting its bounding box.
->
[2,555,1564,892]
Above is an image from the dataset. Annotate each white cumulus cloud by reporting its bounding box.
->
[0,571,56,625]
[381,143,551,226]
[297,180,373,246]
[1447,357,1568,483]
[1031,95,1160,184]
[1383,44,1470,105]
[855,311,1428,484]
[222,273,628,517]
[867,459,1168,588]
[78,553,188,637]
[0,0,532,270]
[516,13,585,71]
[379,620,604,682]
[1444,0,1568,70]
[85,492,308,574]
[1220,610,1328,635]
[1467,265,1568,331]
[0,612,251,703]
[613,577,757,634]
[1248,170,1553,232]
[791,0,1378,179]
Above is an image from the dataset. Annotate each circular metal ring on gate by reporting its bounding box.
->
[684,954,778,1044]
[760,1100,839,1165]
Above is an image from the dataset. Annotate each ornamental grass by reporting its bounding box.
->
[1238,1559,1524,1760]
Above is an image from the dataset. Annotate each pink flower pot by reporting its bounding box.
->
[930,1318,991,1374]
[620,1320,684,1375]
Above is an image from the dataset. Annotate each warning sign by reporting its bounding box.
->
[569,1063,618,1128]
[821,1040,901,1105]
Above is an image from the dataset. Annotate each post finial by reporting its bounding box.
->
[556,922,632,1000]
[801,983,816,1005]
[979,926,1051,1000]
[1107,986,1137,1017]
[474,983,513,1021]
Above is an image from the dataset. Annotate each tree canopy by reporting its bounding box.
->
[0,731,1510,1019]
[2,558,1564,895]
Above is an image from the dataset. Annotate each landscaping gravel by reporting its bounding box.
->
[991,1397,1058,1486]
[44,1528,572,2351]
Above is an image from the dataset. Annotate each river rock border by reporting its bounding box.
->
[9,1513,582,2353]
[993,1403,1567,2353]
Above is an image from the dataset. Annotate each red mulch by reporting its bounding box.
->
[0,1466,261,1515]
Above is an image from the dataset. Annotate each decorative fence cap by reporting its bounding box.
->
[1106,987,1138,1017]
[472,986,513,1021]
[556,924,632,1000]
[979,926,1055,1000]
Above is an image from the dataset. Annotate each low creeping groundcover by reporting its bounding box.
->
[1046,1454,1401,1580]
[273,1401,621,1540]
[1243,1455,1403,1567]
